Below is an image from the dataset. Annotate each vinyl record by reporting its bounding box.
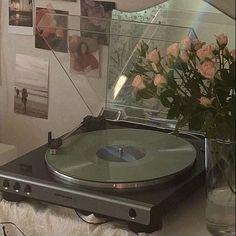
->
[45,128,196,189]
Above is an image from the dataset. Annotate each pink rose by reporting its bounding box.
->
[197,45,214,61]
[199,97,212,107]
[230,49,236,61]
[132,75,146,90]
[167,43,180,58]
[216,34,228,47]
[154,74,167,88]
[209,43,218,52]
[180,51,189,63]
[165,56,172,68]
[197,60,218,79]
[146,49,161,64]
[180,36,192,50]
[192,39,206,51]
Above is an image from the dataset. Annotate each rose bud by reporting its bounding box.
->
[167,43,180,58]
[154,74,167,88]
[199,96,212,107]
[146,48,161,64]
[180,36,192,50]
[197,45,214,61]
[180,50,189,63]
[192,39,206,51]
[230,49,236,61]
[216,34,228,48]
[132,75,146,90]
[197,60,218,79]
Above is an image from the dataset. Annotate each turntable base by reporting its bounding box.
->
[0,120,205,233]
[0,187,211,236]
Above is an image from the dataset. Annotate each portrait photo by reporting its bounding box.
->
[14,54,49,119]
[69,36,100,77]
[35,7,68,53]
[80,0,116,45]
[8,0,34,35]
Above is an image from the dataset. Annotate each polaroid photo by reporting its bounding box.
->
[69,36,100,77]
[14,54,49,119]
[8,0,34,35]
[80,0,116,45]
[35,7,68,53]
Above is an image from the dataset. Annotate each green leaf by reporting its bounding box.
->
[160,94,172,108]
[185,78,201,97]
[139,41,149,57]
[141,41,149,53]
[189,111,205,131]
[229,62,235,80]
[176,115,190,129]
[137,88,155,99]
[167,104,180,119]
[167,70,174,80]
[219,69,234,88]
[135,92,142,101]
[166,71,177,89]
[174,57,188,71]
[134,63,149,74]
[161,89,175,97]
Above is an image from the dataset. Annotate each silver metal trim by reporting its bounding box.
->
[45,150,195,190]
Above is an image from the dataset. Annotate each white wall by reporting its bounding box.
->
[0,0,91,156]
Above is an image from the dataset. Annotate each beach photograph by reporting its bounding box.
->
[14,54,49,119]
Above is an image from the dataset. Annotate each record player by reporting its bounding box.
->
[0,9,207,233]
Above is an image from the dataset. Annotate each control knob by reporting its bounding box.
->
[3,180,10,190]
[24,185,32,195]
[13,182,21,192]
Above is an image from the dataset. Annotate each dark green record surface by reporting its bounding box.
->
[45,129,196,184]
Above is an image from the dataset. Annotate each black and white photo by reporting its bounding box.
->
[14,54,49,119]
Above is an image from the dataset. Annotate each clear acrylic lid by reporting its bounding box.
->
[36,13,197,125]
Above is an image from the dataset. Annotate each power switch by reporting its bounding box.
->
[24,185,32,195]
[3,180,10,190]
[13,182,21,192]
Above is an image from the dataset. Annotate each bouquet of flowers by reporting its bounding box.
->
[129,34,235,140]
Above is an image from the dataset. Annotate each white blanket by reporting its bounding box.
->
[0,197,154,236]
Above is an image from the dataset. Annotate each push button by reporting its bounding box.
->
[3,180,10,190]
[13,182,21,192]
[24,185,32,195]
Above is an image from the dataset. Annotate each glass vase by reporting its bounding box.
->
[205,139,235,236]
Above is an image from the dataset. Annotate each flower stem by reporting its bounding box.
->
[188,59,209,95]
[173,69,192,95]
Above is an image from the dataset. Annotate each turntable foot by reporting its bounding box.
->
[128,218,162,233]
[1,192,26,202]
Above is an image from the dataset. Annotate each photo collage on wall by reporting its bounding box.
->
[8,0,116,119]
[14,54,49,119]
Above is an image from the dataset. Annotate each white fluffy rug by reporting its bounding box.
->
[0,197,154,236]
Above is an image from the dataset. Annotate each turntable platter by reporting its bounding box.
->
[45,129,196,189]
